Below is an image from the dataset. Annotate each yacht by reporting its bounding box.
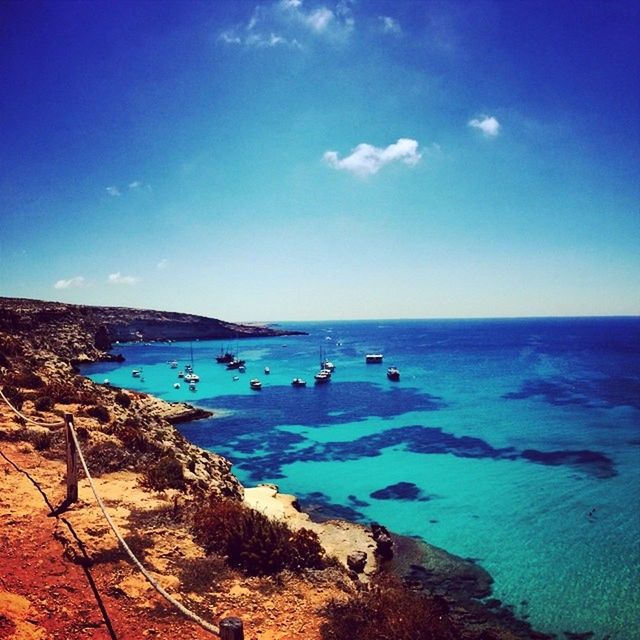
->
[250,378,262,390]
[387,366,400,381]
[365,353,384,363]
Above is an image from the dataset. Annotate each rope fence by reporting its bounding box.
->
[0,387,243,639]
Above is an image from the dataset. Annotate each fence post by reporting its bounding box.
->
[219,617,243,640]
[64,413,78,504]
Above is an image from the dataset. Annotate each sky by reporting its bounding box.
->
[1,0,639,321]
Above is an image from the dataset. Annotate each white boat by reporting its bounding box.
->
[264,366,270,374]
[250,378,262,390]
[291,378,307,387]
[189,381,197,391]
[132,369,141,377]
[387,366,400,381]
[178,370,184,378]
[184,373,200,383]
[365,353,384,363]
[173,382,181,389]
[169,360,178,369]
[233,375,240,381]
[314,370,331,384]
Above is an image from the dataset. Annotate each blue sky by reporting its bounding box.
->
[1,0,638,321]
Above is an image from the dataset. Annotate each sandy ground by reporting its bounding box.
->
[0,405,355,640]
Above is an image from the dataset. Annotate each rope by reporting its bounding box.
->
[0,387,65,428]
[67,418,220,636]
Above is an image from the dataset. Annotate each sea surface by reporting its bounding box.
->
[81,317,640,639]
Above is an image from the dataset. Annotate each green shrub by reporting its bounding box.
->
[143,455,186,491]
[113,418,147,452]
[2,384,23,410]
[114,391,131,408]
[192,498,327,576]
[34,396,54,412]
[321,575,459,640]
[84,439,135,475]
[30,430,54,451]
[85,404,110,423]
[178,555,231,593]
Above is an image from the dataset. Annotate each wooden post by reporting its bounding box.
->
[64,413,78,504]
[219,617,243,640]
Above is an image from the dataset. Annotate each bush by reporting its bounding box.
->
[192,498,327,576]
[2,384,23,410]
[85,404,110,423]
[34,395,54,412]
[114,417,147,452]
[321,575,459,640]
[84,439,135,475]
[143,455,186,491]
[178,555,231,593]
[30,430,54,451]
[114,391,131,408]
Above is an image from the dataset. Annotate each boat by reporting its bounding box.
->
[169,360,178,369]
[233,375,240,381]
[319,346,335,372]
[184,373,200,383]
[226,359,246,370]
[250,378,262,390]
[132,369,141,377]
[314,369,331,384]
[189,381,197,391]
[387,366,400,381]
[178,370,184,378]
[291,378,307,387]
[173,382,181,389]
[365,353,384,363]
[264,366,270,374]
[216,346,235,364]
[238,365,246,373]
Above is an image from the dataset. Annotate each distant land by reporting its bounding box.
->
[0,296,306,362]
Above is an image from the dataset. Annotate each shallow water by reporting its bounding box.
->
[82,317,640,638]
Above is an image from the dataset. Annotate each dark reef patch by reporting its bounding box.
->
[503,376,640,410]
[348,494,370,508]
[370,481,431,502]
[297,491,368,523]
[519,449,616,479]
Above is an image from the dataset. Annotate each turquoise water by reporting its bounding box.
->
[81,318,640,638]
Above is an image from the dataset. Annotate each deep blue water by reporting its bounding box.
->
[81,317,640,638]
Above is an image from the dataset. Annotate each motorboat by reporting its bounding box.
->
[226,359,246,370]
[291,378,307,387]
[173,382,181,389]
[178,370,185,378]
[314,370,331,384]
[189,381,197,391]
[264,366,270,374]
[321,360,335,371]
[250,378,262,390]
[365,353,384,363]
[387,366,400,381]
[132,369,141,377]
[184,373,200,383]
[169,360,178,369]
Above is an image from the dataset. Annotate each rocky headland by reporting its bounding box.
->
[0,296,554,640]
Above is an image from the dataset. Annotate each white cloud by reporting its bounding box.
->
[157,259,168,270]
[129,180,142,189]
[379,16,401,35]
[468,115,501,137]
[107,272,139,285]
[54,276,85,290]
[323,138,422,177]
[106,186,121,197]
[219,0,353,48]
[306,7,334,32]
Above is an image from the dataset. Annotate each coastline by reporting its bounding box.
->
[0,297,557,639]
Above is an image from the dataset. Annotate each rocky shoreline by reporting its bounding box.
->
[0,297,556,639]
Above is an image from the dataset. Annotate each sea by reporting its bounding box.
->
[80,317,640,639]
